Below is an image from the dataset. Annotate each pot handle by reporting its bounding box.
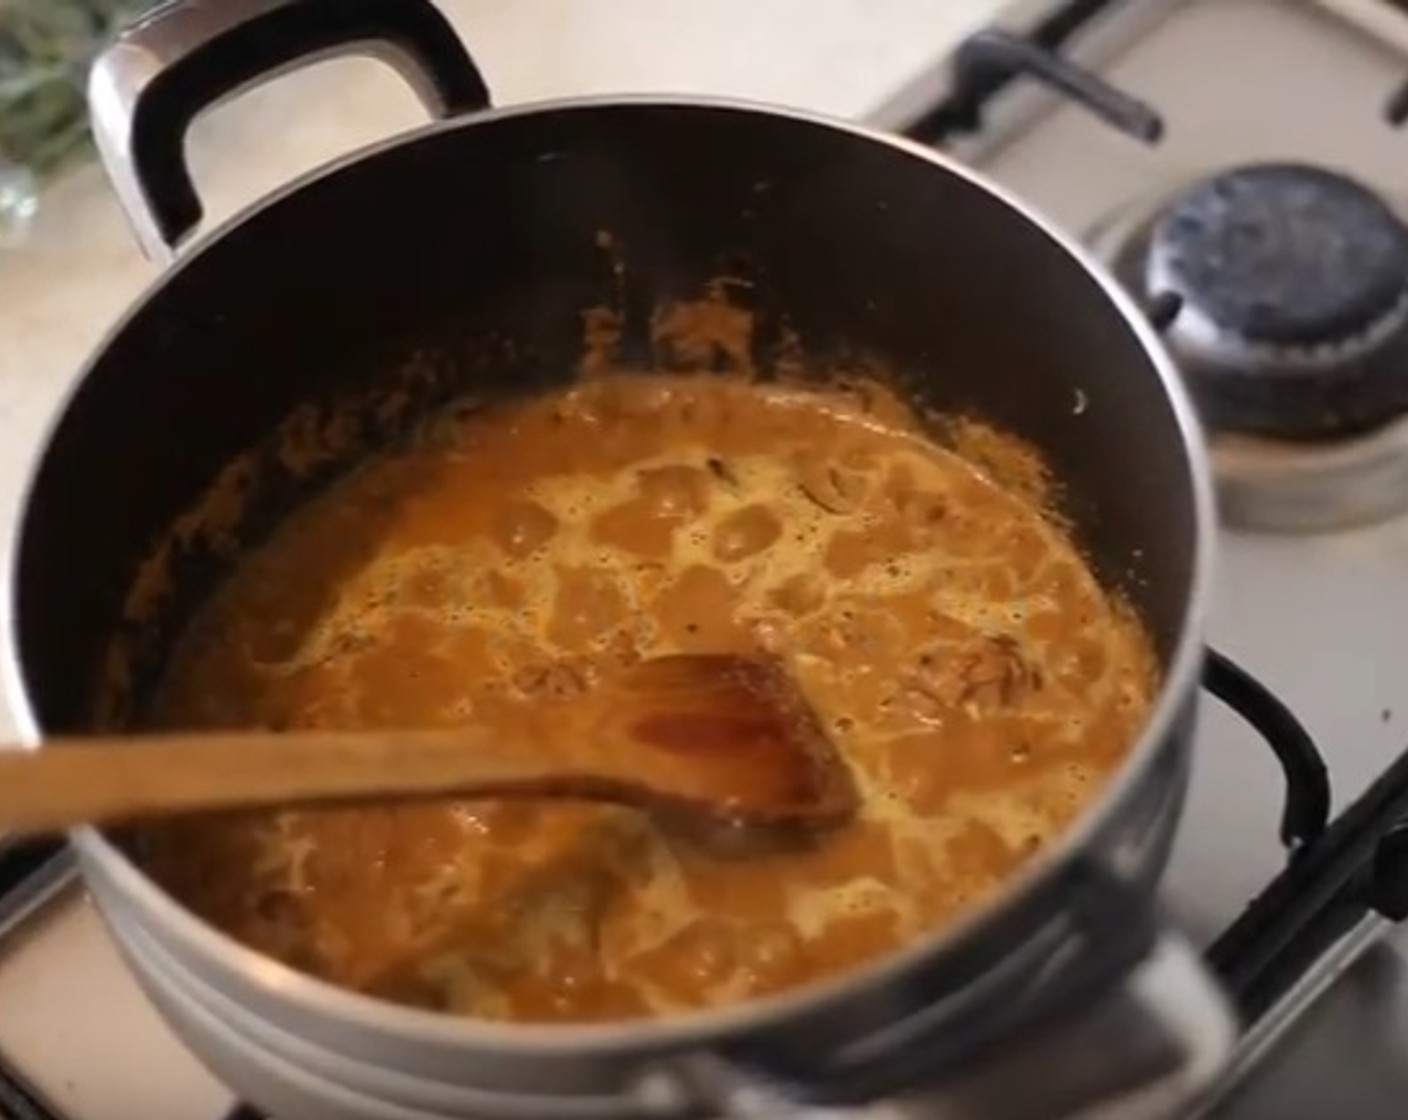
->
[87,0,491,262]
[1203,647,1330,851]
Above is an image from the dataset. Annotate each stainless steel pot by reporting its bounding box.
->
[0,1,1244,1117]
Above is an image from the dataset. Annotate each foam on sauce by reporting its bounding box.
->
[133,374,1158,1023]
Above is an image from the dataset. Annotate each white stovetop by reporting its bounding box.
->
[0,3,1005,1118]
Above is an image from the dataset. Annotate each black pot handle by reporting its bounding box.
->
[1203,646,1331,851]
[87,0,492,261]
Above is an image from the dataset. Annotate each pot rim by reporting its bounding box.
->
[0,92,1217,1054]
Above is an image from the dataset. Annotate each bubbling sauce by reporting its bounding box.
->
[134,374,1158,1023]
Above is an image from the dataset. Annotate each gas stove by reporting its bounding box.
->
[9,1,1408,1118]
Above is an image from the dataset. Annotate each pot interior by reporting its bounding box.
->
[14,102,1202,739]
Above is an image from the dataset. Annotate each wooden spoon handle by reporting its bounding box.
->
[0,730,609,837]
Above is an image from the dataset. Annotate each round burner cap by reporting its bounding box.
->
[1148,163,1408,349]
[1144,164,1408,439]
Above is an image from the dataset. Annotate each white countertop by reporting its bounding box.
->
[0,4,1006,1119]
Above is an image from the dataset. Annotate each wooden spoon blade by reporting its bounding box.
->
[607,653,859,830]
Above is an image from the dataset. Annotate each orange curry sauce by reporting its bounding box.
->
[134,374,1157,1023]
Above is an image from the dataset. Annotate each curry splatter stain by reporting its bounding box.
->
[650,284,756,374]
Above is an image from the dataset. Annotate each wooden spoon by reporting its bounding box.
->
[0,654,858,845]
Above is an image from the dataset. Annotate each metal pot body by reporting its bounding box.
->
[1,3,1224,1118]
